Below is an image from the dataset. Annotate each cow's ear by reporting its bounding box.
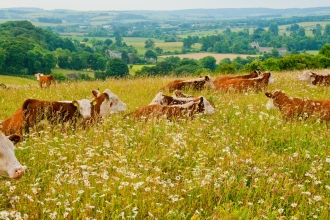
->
[265,92,272,98]
[92,90,100,97]
[8,134,21,145]
[72,100,79,107]
[104,92,110,100]
[205,76,210,81]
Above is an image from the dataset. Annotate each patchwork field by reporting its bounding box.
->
[1,70,330,219]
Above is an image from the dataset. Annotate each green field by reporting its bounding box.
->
[1,70,330,219]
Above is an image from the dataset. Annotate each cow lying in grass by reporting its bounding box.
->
[125,96,215,120]
[0,132,24,179]
[214,70,260,86]
[22,99,96,131]
[215,72,273,93]
[161,75,215,92]
[149,91,215,108]
[265,90,330,123]
[298,70,330,86]
[0,108,24,136]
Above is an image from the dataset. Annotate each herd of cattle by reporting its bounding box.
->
[1,69,330,180]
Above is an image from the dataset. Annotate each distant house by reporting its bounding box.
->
[66,72,79,80]
[145,57,157,63]
[106,50,122,58]
[250,41,287,55]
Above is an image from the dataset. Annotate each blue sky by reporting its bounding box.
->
[1,0,330,11]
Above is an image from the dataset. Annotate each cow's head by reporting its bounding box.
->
[298,70,316,84]
[72,99,96,119]
[204,75,215,89]
[196,96,215,115]
[0,133,24,179]
[149,92,164,105]
[92,89,127,116]
[265,90,284,110]
[34,73,44,80]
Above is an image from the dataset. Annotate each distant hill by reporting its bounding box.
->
[1,7,330,24]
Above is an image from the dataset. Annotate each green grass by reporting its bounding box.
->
[0,75,36,86]
[1,70,330,219]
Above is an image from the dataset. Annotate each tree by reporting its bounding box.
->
[268,23,279,36]
[144,50,157,61]
[297,27,306,37]
[144,38,155,50]
[183,36,194,49]
[154,47,163,55]
[319,43,330,58]
[199,56,217,71]
[105,58,129,78]
[324,24,330,36]
[114,30,123,47]
[121,51,130,64]
[0,48,7,72]
[104,39,113,46]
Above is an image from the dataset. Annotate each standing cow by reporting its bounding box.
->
[34,73,57,88]
[0,132,25,179]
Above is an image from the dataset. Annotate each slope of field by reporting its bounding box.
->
[0,75,36,86]
[1,70,330,219]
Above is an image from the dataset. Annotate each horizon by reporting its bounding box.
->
[1,0,330,11]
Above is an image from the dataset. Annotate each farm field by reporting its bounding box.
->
[1,70,330,219]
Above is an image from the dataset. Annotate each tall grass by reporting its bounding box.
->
[1,70,330,219]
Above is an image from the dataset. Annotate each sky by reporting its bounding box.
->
[1,0,330,11]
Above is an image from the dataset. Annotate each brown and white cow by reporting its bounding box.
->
[125,96,215,120]
[149,92,195,106]
[298,70,330,86]
[91,89,127,117]
[34,73,57,88]
[0,132,24,179]
[0,108,24,136]
[215,72,273,93]
[214,70,260,86]
[149,91,216,109]
[265,90,330,122]
[162,75,215,92]
[22,99,96,130]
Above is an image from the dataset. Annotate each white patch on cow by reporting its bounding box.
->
[266,99,277,110]
[100,89,127,116]
[268,75,274,84]
[0,133,24,179]
[298,70,314,83]
[149,92,164,105]
[171,101,195,108]
[173,97,194,102]
[73,99,93,119]
[202,97,215,115]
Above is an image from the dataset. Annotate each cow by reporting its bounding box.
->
[0,108,24,136]
[91,89,127,117]
[34,73,57,88]
[161,75,215,92]
[149,91,215,109]
[0,132,25,179]
[22,99,96,131]
[214,70,260,86]
[125,96,215,120]
[298,70,330,86]
[214,72,273,93]
[265,90,330,123]
[149,92,194,106]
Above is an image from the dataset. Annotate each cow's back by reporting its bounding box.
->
[0,108,24,135]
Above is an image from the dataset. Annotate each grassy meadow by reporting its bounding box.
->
[1,70,330,219]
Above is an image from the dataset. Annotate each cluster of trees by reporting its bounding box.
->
[181,23,330,54]
[136,44,330,77]
[0,21,134,78]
